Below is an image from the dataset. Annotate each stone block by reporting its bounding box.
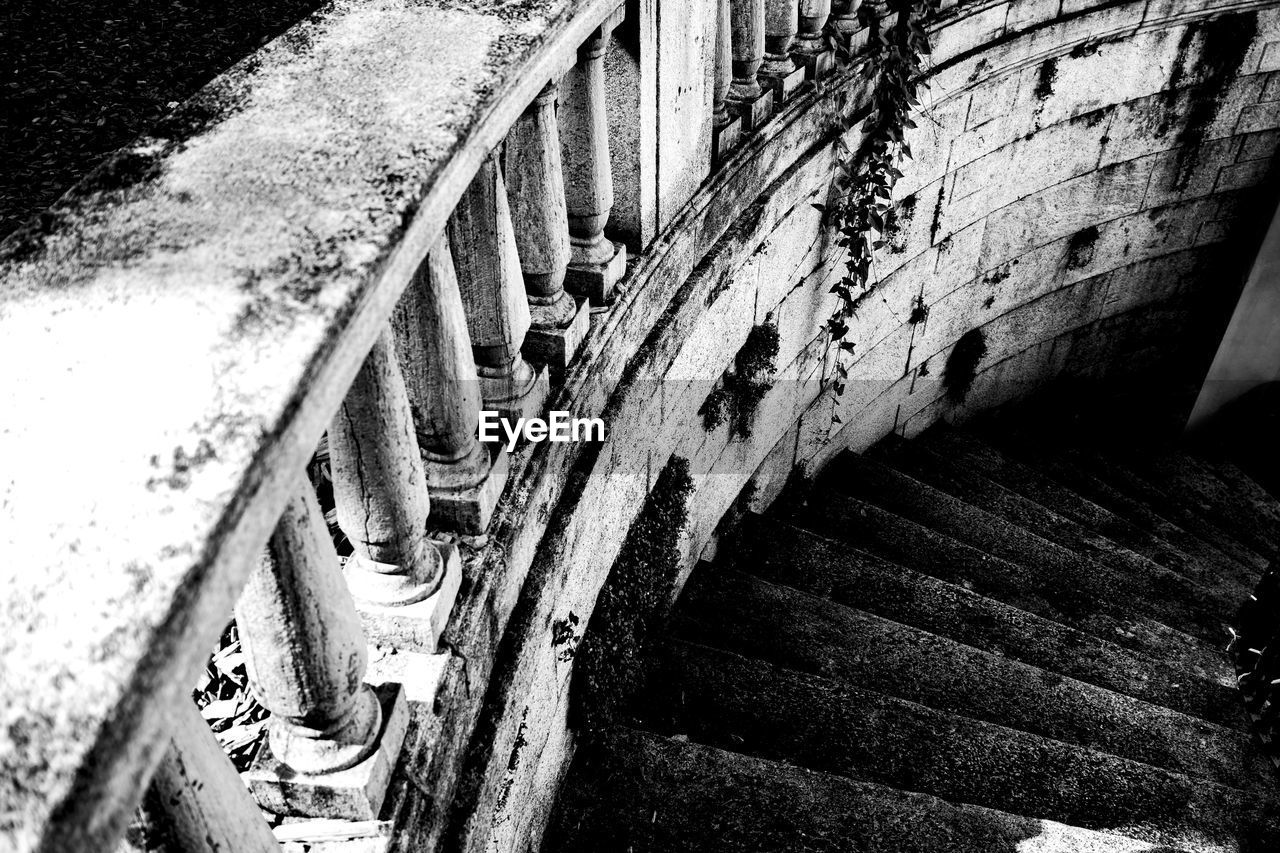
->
[524,295,591,371]
[652,0,715,233]
[1141,139,1238,208]
[713,115,745,167]
[1215,158,1271,193]
[966,74,1020,131]
[247,684,409,821]
[760,63,807,104]
[354,541,463,650]
[1260,70,1280,103]
[426,445,509,535]
[1005,0,1059,33]
[1237,129,1280,162]
[740,89,776,132]
[1235,97,1280,134]
[489,362,551,428]
[930,3,1007,64]
[1259,40,1280,74]
[797,49,835,82]
[565,241,628,306]
[846,26,871,56]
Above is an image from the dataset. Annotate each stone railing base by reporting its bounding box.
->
[246,684,409,821]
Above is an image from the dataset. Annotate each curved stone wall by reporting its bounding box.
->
[452,2,1280,852]
[796,0,1280,466]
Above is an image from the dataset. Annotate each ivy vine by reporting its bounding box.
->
[824,0,940,402]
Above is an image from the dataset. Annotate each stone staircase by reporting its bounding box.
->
[545,421,1280,852]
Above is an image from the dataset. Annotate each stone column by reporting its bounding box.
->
[328,329,461,646]
[561,10,629,308]
[761,0,806,102]
[728,0,774,130]
[146,701,280,853]
[713,0,745,164]
[448,153,550,424]
[239,482,409,820]
[506,79,591,368]
[391,235,509,534]
[795,0,835,78]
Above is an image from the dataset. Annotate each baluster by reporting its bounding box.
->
[713,0,745,165]
[761,0,806,102]
[863,0,893,39]
[392,235,510,534]
[239,483,409,820]
[144,701,280,852]
[449,153,550,424]
[795,0,835,79]
[329,329,461,646]
[561,7,628,308]
[507,79,591,368]
[728,0,774,130]
[831,0,862,40]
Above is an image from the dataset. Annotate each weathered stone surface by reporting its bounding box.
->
[735,515,1247,727]
[149,701,281,852]
[330,330,447,607]
[920,425,1260,591]
[562,9,630,305]
[353,542,462,651]
[238,485,384,781]
[824,451,1236,641]
[549,727,1198,853]
[0,0,633,846]
[9,0,1280,850]
[506,80,580,338]
[673,571,1261,787]
[428,445,511,535]
[246,684,408,821]
[868,434,1253,610]
[641,641,1274,844]
[524,294,593,370]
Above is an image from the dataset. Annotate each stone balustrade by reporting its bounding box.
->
[0,0,890,850]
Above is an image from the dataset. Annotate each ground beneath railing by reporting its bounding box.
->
[0,0,321,239]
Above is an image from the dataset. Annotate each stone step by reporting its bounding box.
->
[671,568,1264,788]
[813,452,1233,644]
[879,430,1257,610]
[917,425,1260,593]
[983,428,1270,574]
[732,515,1246,729]
[638,641,1278,852]
[777,488,1230,677]
[547,725,1201,853]
[1208,459,1280,531]
[1122,452,1280,566]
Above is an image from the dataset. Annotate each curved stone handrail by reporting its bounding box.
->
[0,1,622,850]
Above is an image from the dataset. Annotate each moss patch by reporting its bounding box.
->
[943,328,987,404]
[1033,58,1057,101]
[700,321,781,439]
[570,456,694,729]
[1065,226,1099,270]
[1167,12,1258,188]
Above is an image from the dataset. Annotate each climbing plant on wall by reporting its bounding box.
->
[824,0,940,402]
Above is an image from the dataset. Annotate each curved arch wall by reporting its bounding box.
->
[448,2,1280,852]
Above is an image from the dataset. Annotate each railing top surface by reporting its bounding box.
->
[0,0,618,848]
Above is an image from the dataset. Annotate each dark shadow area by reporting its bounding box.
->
[0,0,322,239]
